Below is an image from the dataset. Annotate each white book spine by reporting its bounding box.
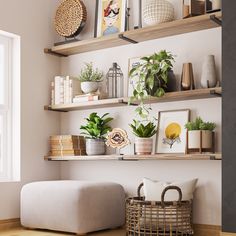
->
[51,81,55,105]
[60,77,64,104]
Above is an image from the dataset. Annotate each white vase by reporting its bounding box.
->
[135,137,153,155]
[142,0,174,26]
[201,55,217,88]
[81,81,99,94]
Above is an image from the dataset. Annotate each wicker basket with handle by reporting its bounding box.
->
[126,183,193,236]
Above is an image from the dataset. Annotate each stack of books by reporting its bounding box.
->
[49,135,86,156]
[51,76,81,105]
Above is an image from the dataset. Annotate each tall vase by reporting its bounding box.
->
[142,0,174,26]
[181,63,195,91]
[201,55,217,88]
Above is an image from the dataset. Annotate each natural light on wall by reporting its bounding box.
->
[0,30,20,182]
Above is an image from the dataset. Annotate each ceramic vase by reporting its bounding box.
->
[85,139,105,155]
[81,81,99,94]
[181,63,195,90]
[135,137,153,155]
[142,0,174,26]
[201,55,217,88]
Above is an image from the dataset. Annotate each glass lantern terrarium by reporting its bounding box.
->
[106,63,124,98]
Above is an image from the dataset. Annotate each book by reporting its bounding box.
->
[54,76,65,105]
[72,94,99,103]
[49,149,86,156]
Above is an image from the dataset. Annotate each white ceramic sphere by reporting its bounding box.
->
[143,0,174,26]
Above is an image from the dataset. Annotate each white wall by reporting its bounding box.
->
[0,0,61,219]
[59,1,222,225]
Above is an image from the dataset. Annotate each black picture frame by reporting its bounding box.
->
[94,0,99,38]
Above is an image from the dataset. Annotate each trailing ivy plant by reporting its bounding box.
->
[80,112,113,139]
[129,50,175,102]
[78,62,104,82]
[129,50,175,118]
[129,118,157,138]
[185,117,216,131]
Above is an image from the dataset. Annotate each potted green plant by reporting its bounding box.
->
[185,117,216,153]
[129,50,175,104]
[78,62,104,94]
[80,112,113,155]
[130,119,157,155]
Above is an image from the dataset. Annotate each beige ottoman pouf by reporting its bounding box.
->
[21,180,125,235]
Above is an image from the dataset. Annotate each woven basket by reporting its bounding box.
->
[143,0,174,26]
[126,184,194,236]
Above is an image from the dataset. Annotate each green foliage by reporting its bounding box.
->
[80,113,113,139]
[78,63,103,82]
[129,50,175,104]
[185,117,216,131]
[129,119,157,138]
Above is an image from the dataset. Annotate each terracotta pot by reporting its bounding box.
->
[81,81,99,94]
[86,139,105,155]
[188,130,213,149]
[135,137,153,155]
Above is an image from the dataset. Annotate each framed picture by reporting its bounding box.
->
[156,109,190,154]
[95,0,127,37]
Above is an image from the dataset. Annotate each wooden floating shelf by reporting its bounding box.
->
[45,153,222,161]
[45,88,221,112]
[44,98,125,112]
[44,12,221,57]
[124,87,222,105]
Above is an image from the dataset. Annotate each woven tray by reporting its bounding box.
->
[54,0,87,38]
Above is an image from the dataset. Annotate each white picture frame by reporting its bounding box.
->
[156,109,190,154]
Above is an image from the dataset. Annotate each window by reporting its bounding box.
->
[0,31,20,182]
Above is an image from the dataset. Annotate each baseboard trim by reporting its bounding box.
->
[221,233,236,236]
[0,219,221,236]
[0,218,21,231]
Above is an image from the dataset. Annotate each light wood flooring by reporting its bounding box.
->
[0,227,125,236]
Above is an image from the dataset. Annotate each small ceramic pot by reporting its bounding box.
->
[81,81,99,94]
[86,138,105,155]
[188,130,213,149]
[135,137,153,155]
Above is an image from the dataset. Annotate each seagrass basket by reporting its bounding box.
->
[126,184,193,236]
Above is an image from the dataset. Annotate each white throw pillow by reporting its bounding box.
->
[143,178,198,201]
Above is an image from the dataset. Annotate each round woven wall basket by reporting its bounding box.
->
[54,0,87,38]
[143,0,174,26]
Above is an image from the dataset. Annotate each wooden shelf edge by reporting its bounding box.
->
[44,12,221,57]
[45,153,222,161]
[44,88,221,112]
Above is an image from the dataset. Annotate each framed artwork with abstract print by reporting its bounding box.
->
[156,109,190,154]
[95,0,127,37]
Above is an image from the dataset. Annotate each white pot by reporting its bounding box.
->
[86,139,105,156]
[201,55,217,88]
[188,130,213,149]
[81,81,99,94]
[135,137,153,155]
[143,0,174,26]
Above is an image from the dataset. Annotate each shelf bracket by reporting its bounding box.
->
[210,14,222,26]
[118,34,138,44]
[44,106,68,112]
[44,48,68,57]
[121,101,138,106]
[210,89,222,97]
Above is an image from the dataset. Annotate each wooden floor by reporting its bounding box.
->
[0,227,125,236]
